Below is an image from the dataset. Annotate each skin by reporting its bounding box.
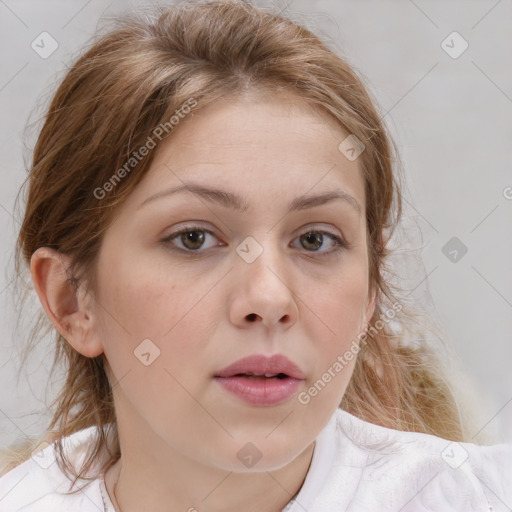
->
[31,90,376,512]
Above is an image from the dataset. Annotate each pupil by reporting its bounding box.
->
[182,231,204,250]
[302,232,322,251]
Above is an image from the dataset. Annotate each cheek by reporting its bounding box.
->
[296,257,369,391]
[96,244,208,335]
[301,266,368,341]
[296,278,367,415]
[95,248,222,381]
[96,255,222,429]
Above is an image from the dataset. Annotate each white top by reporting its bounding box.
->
[1,408,511,511]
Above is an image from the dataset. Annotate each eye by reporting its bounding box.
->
[161,225,221,252]
[291,230,348,256]
[161,225,349,257]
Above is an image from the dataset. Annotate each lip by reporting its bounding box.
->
[214,354,305,379]
[213,354,305,406]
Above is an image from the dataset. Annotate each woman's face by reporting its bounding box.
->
[93,92,375,472]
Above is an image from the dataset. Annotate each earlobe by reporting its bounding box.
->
[30,247,104,358]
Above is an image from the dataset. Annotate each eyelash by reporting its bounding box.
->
[161,224,351,258]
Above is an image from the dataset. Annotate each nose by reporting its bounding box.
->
[228,240,299,331]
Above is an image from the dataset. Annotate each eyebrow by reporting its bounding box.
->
[138,183,362,215]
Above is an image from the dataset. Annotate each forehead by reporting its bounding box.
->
[128,91,366,213]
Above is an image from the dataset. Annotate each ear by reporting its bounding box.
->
[30,247,104,358]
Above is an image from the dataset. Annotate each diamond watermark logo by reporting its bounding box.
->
[31,32,58,59]
[237,442,263,468]
[441,31,469,59]
[441,442,469,469]
[31,441,55,469]
[134,338,161,366]
[236,236,263,263]
[442,236,468,263]
[338,134,365,161]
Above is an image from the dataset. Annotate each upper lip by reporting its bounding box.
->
[214,354,305,380]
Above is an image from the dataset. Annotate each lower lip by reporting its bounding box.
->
[213,376,303,406]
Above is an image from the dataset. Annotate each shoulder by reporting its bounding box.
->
[316,408,512,512]
[0,426,106,512]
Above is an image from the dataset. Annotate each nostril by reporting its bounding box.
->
[247,313,258,322]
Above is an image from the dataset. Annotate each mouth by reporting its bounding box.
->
[231,372,290,380]
[214,354,306,380]
[213,355,305,406]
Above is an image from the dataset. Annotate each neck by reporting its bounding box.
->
[104,394,316,512]
[106,445,313,512]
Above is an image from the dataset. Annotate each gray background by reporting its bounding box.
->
[1,0,511,447]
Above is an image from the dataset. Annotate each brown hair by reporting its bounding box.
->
[5,0,468,491]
